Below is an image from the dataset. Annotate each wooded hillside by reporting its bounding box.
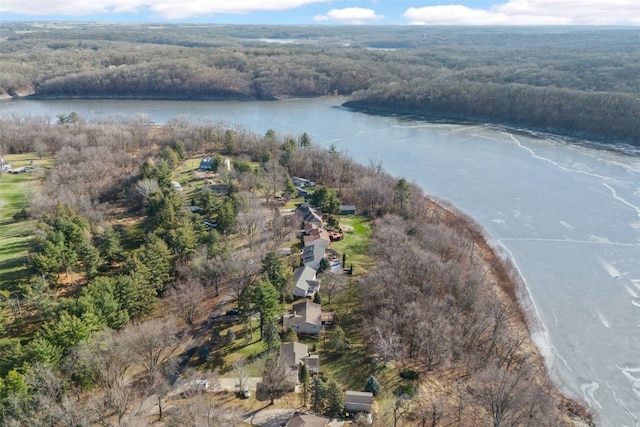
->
[1,23,639,145]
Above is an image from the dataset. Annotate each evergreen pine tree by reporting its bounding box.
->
[299,363,311,406]
[325,380,345,417]
[311,376,326,414]
[364,375,380,396]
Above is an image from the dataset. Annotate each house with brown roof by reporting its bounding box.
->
[283,300,322,336]
[303,224,331,247]
[345,391,374,413]
[296,203,323,227]
[286,413,329,427]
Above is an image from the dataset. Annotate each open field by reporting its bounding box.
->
[0,153,48,292]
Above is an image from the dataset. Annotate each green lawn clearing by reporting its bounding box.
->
[0,154,48,292]
[331,215,373,276]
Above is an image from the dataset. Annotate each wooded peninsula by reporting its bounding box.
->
[1,23,639,146]
[0,22,605,427]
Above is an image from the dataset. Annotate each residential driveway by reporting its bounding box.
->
[217,377,261,392]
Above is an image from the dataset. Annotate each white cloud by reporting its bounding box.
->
[404,1,640,26]
[313,7,384,24]
[0,0,330,19]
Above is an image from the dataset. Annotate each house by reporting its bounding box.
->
[199,157,216,171]
[286,413,329,427]
[303,224,331,247]
[171,181,183,191]
[296,203,323,227]
[283,300,322,335]
[293,266,321,298]
[301,243,326,270]
[279,342,320,386]
[340,204,357,215]
[345,391,374,413]
[292,177,316,188]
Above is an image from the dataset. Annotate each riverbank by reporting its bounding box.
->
[341,99,640,148]
[424,197,594,425]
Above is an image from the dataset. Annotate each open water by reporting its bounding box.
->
[2,97,639,426]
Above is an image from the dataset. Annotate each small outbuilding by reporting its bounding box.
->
[340,204,357,215]
[345,391,374,413]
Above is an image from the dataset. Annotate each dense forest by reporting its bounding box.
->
[0,115,591,425]
[0,23,639,145]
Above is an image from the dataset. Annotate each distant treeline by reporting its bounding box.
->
[344,80,640,145]
[1,23,639,144]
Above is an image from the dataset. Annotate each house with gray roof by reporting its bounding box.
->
[345,391,374,413]
[279,342,320,387]
[293,265,321,298]
[302,243,326,271]
[283,300,322,336]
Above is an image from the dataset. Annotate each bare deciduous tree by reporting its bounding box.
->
[70,329,134,391]
[410,392,447,427]
[236,197,266,250]
[472,367,529,427]
[167,279,206,325]
[125,316,181,377]
[373,326,403,365]
[232,359,250,394]
[166,388,242,427]
[257,158,285,205]
[321,270,347,304]
[229,249,261,304]
[135,178,160,200]
[268,207,291,250]
[260,354,289,404]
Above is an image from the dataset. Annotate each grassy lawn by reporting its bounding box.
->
[172,158,206,202]
[331,215,374,276]
[0,154,48,293]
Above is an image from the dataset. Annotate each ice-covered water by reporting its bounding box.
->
[2,97,638,425]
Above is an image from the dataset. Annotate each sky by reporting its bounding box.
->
[1,0,639,26]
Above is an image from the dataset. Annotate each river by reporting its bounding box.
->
[2,97,639,426]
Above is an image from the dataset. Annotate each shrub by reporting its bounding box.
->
[199,345,210,363]
[283,327,298,342]
[399,369,419,381]
[394,383,416,398]
[13,208,29,221]
[225,329,236,345]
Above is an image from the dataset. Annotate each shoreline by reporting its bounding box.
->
[426,196,594,424]
[341,100,638,149]
[6,93,638,154]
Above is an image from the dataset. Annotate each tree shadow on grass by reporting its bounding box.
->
[0,255,32,292]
